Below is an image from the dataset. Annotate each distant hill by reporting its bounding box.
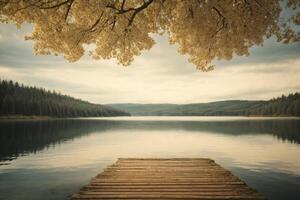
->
[107,101,264,116]
[108,93,300,116]
[0,79,130,117]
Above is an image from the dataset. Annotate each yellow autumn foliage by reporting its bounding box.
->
[0,0,299,71]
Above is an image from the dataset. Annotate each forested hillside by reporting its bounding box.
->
[0,79,130,117]
[247,93,300,116]
[108,93,300,116]
[108,101,264,116]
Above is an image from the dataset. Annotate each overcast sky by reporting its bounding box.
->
[0,23,300,104]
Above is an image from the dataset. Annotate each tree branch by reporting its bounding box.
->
[121,0,126,11]
[127,0,153,26]
[76,11,105,45]
[212,6,226,38]
[64,0,74,21]
[38,0,72,9]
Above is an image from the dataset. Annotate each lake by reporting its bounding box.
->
[0,116,300,200]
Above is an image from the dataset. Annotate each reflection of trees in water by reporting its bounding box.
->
[0,119,299,163]
[115,120,300,144]
[200,120,300,144]
[0,119,115,162]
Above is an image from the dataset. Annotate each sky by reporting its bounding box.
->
[0,23,300,104]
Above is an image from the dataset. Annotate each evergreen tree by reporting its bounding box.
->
[248,93,300,116]
[0,79,130,117]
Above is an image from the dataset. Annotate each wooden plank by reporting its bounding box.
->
[117,158,213,161]
[72,158,266,200]
[72,194,266,199]
[83,184,248,188]
[87,182,246,186]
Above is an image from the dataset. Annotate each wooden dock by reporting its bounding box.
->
[72,158,266,200]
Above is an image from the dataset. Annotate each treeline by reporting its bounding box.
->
[108,101,264,116]
[0,79,130,117]
[247,93,300,116]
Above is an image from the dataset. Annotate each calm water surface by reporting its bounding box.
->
[0,116,300,200]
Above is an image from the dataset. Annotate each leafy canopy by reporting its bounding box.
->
[1,0,299,71]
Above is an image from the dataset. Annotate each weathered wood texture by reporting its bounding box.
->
[72,158,266,200]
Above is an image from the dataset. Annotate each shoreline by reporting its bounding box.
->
[0,115,55,121]
[1,115,299,122]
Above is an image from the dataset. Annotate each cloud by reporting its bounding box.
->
[213,38,300,68]
[0,23,300,104]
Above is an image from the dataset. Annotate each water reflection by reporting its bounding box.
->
[0,117,299,164]
[0,117,300,200]
[232,167,300,200]
[0,119,116,163]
